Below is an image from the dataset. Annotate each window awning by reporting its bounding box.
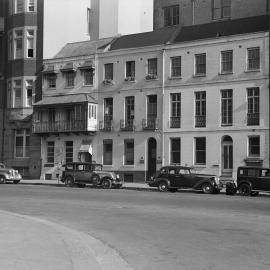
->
[79,140,92,154]
[78,60,95,70]
[60,62,76,72]
[42,65,58,75]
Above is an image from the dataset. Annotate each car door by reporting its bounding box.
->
[258,169,270,191]
[168,168,179,187]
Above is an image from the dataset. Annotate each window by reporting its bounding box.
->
[147,95,157,120]
[84,70,93,85]
[26,80,33,107]
[16,0,24,13]
[65,72,75,87]
[14,79,22,108]
[171,56,181,77]
[247,47,260,71]
[15,129,30,158]
[221,89,233,126]
[28,0,35,12]
[47,141,55,163]
[170,93,181,128]
[104,97,113,127]
[27,30,34,58]
[147,58,158,77]
[248,136,260,157]
[195,91,206,127]
[195,137,206,164]
[212,0,231,20]
[14,30,23,59]
[171,138,181,164]
[247,87,259,126]
[221,50,233,73]
[103,140,113,165]
[47,74,56,88]
[125,96,135,125]
[124,139,134,165]
[125,61,135,80]
[65,141,73,163]
[195,54,206,76]
[164,5,179,27]
[89,104,97,119]
[104,63,113,80]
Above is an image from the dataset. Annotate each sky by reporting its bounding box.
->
[43,0,90,59]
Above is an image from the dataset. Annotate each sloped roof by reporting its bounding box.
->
[174,15,269,43]
[34,94,97,106]
[53,37,115,58]
[109,26,180,50]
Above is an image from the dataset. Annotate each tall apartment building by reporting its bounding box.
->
[154,0,269,29]
[0,0,44,178]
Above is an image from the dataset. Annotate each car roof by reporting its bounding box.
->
[161,165,192,170]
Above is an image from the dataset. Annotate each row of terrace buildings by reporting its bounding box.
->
[0,0,269,181]
[34,15,269,181]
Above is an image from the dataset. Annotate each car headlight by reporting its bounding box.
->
[116,174,120,179]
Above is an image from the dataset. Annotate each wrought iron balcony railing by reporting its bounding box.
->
[33,120,89,133]
[195,115,206,127]
[247,112,260,126]
[170,117,181,128]
[142,118,158,130]
[120,119,135,131]
[99,120,113,132]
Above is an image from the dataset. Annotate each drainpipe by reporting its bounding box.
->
[191,0,195,25]
[161,48,166,166]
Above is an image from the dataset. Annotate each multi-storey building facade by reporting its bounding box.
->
[154,0,269,29]
[33,14,269,182]
[0,0,43,178]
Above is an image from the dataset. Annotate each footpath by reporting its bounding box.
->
[0,209,132,270]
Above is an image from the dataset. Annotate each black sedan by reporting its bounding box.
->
[146,166,221,194]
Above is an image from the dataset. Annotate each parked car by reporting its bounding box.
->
[61,162,123,189]
[229,166,270,196]
[146,166,221,194]
[0,163,22,184]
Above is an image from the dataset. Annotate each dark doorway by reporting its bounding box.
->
[147,138,157,179]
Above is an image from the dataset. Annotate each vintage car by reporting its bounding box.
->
[146,165,221,194]
[233,166,270,196]
[61,162,123,189]
[0,163,22,184]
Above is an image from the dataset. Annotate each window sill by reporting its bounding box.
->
[124,79,136,83]
[193,74,206,78]
[194,164,206,168]
[221,124,233,127]
[218,72,233,75]
[83,84,94,87]
[123,164,135,168]
[245,69,261,73]
[168,76,182,80]
[64,86,74,89]
[145,78,159,82]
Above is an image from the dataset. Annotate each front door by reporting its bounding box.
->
[147,138,157,179]
[222,140,233,176]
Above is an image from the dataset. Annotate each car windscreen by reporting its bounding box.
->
[93,165,102,171]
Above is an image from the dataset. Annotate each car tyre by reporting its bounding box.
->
[65,176,74,187]
[238,183,251,196]
[0,176,6,184]
[13,180,20,184]
[102,178,112,189]
[225,182,237,195]
[92,174,101,186]
[201,182,214,194]
[158,181,169,192]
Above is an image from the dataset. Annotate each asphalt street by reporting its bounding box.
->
[0,184,269,270]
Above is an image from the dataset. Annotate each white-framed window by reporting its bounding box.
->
[170,138,181,164]
[247,87,260,126]
[124,139,134,165]
[171,56,181,77]
[147,58,158,77]
[14,79,22,108]
[221,89,233,126]
[247,47,260,71]
[103,139,113,165]
[248,136,260,157]
[9,0,36,14]
[83,70,94,85]
[47,74,57,89]
[221,50,233,73]
[15,0,24,13]
[26,80,33,107]
[195,53,206,76]
[195,137,206,165]
[27,0,35,12]
[170,93,181,128]
[47,141,55,164]
[125,61,135,80]
[65,72,75,87]
[89,104,97,119]
[15,129,30,158]
[195,91,206,127]
[8,27,36,60]
[104,63,113,80]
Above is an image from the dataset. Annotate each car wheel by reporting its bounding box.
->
[65,176,74,187]
[158,181,169,192]
[238,183,251,196]
[13,180,20,184]
[102,178,112,189]
[225,182,237,195]
[0,176,6,184]
[201,182,214,194]
[92,174,100,186]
